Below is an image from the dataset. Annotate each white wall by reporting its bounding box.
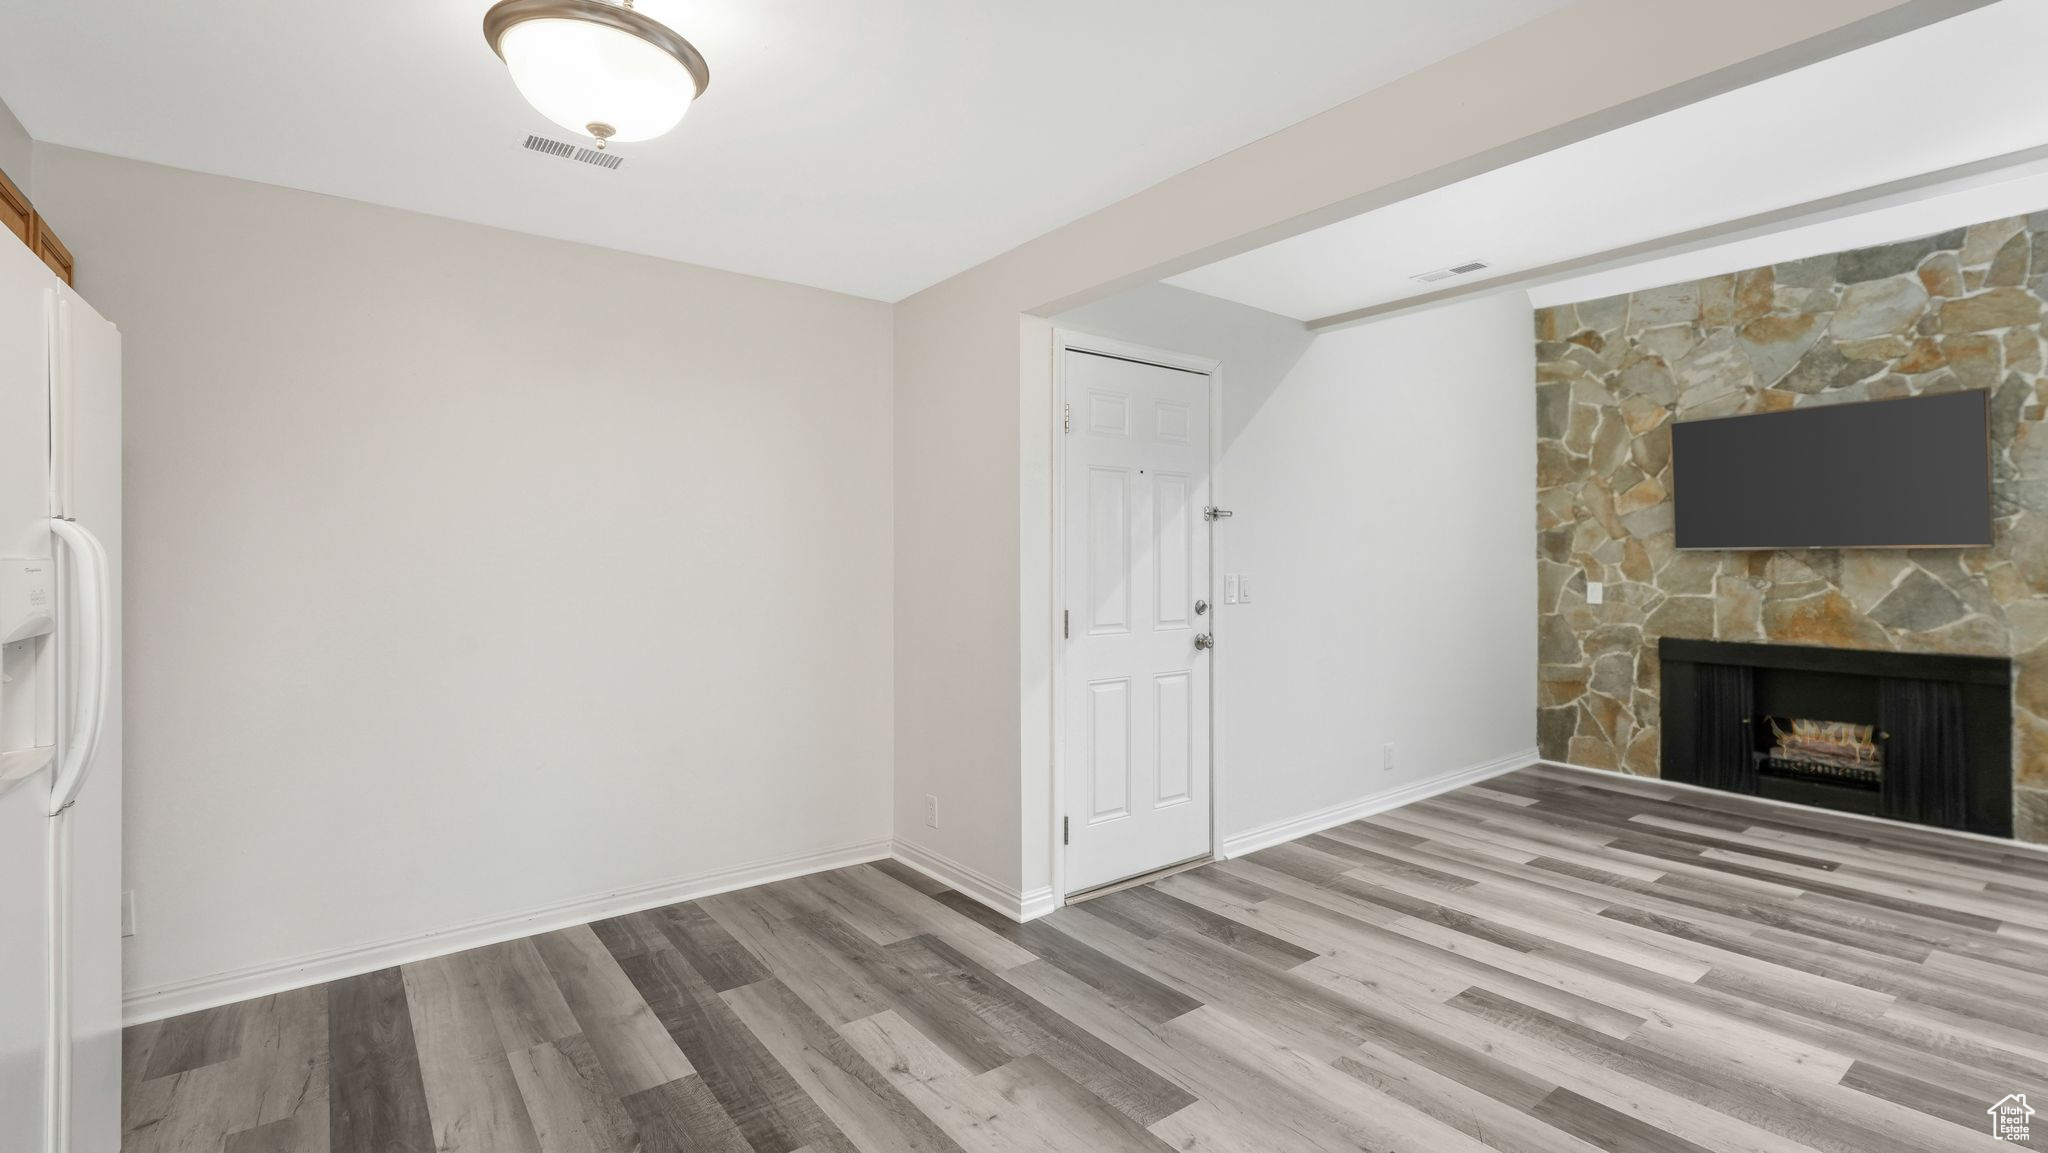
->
[1053,286,1534,851]
[33,146,896,1007]
[0,94,29,194]
[892,0,1933,903]
[890,294,1028,905]
[1054,283,1313,452]
[1218,294,1536,844]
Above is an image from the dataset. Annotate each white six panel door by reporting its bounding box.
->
[1062,348,1211,893]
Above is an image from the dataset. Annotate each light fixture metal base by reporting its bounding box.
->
[482,0,711,98]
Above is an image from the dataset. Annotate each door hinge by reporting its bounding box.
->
[1063,403,1072,433]
[1063,817,1069,845]
[1204,506,1233,521]
[1063,609,1069,639]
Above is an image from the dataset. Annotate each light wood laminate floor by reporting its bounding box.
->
[123,764,2048,1152]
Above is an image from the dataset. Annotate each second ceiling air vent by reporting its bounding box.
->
[522,134,625,171]
[1410,260,1490,284]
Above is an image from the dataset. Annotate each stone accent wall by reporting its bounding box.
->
[1534,215,2048,843]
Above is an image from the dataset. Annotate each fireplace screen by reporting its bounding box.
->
[1658,639,2007,836]
[1763,717,1882,786]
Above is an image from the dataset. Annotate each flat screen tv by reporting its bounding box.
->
[1670,391,1992,550]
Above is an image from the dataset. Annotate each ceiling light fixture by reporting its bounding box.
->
[483,0,709,149]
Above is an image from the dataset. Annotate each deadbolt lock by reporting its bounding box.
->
[1194,599,1208,615]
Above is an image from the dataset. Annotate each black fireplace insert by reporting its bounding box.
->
[1658,638,2011,837]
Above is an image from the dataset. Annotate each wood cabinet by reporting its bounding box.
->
[0,168,27,247]
[0,164,73,285]
[29,215,71,285]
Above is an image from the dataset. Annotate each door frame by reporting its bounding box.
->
[1049,329,1222,904]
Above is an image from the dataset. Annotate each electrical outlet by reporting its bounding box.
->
[1382,743,1395,772]
[924,794,938,829]
[121,890,136,938]
[1586,580,1604,606]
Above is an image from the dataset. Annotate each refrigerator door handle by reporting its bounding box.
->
[46,518,108,816]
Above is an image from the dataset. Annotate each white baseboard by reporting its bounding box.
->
[1220,747,1538,859]
[890,839,1058,922]
[122,836,893,1026]
[119,751,1562,1025]
[1536,757,2048,858]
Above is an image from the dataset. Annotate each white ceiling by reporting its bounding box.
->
[1167,1,2048,323]
[1526,163,2048,310]
[0,0,1569,302]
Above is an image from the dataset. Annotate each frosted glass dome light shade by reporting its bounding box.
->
[484,0,709,145]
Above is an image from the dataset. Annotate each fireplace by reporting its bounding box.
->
[1658,638,2012,837]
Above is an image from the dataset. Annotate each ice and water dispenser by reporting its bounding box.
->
[0,556,57,784]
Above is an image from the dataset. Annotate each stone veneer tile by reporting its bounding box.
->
[1536,217,2048,843]
[2018,786,2048,845]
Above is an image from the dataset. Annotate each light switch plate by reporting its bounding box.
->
[1239,576,1251,603]
[1224,574,1240,604]
[1586,580,1604,606]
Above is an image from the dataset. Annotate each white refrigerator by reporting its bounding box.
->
[0,234,123,1153]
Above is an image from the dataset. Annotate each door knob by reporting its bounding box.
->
[1194,599,1208,616]
[1194,633,1214,650]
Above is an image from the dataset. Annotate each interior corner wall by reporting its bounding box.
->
[1218,293,1537,846]
[33,145,897,1007]
[1056,287,1536,852]
[1048,288,1531,851]
[0,95,31,195]
[1054,284,1317,455]
[889,285,1028,903]
[888,0,1952,909]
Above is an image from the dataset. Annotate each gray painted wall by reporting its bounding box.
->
[37,145,898,1004]
[0,93,31,195]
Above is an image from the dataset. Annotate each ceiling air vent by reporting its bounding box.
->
[1410,260,1490,284]
[522,134,624,171]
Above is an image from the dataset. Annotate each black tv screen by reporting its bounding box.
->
[1671,391,1992,550]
